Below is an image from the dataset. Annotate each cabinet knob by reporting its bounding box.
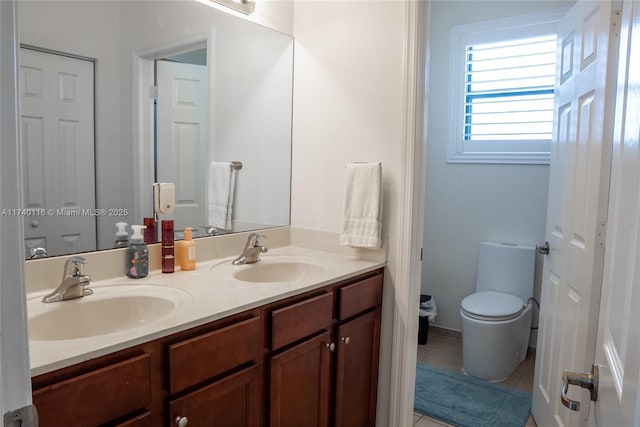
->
[326,342,336,352]
[341,336,350,345]
[175,416,188,427]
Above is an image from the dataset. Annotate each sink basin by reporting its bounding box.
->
[232,261,325,283]
[210,255,328,283]
[27,285,191,341]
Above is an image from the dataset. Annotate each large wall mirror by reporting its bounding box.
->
[18,0,293,259]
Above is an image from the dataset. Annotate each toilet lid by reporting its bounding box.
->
[461,291,524,321]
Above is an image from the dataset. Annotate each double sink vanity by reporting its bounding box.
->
[25,229,385,426]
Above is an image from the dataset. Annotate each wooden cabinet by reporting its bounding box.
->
[31,269,383,427]
[270,332,332,427]
[267,270,383,427]
[334,309,381,427]
[32,309,262,427]
[169,364,262,427]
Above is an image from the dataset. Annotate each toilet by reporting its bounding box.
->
[460,241,535,382]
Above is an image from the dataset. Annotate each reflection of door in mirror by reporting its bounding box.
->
[156,51,208,234]
[20,47,96,258]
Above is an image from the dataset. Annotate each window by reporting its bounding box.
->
[448,10,565,164]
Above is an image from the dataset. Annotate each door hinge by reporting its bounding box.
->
[420,248,423,261]
[612,9,622,38]
[150,85,158,100]
[4,404,38,427]
[597,221,607,250]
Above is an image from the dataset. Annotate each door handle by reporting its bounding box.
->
[561,363,599,411]
[537,241,550,255]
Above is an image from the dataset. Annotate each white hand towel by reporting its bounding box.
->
[340,162,382,248]
[207,161,236,230]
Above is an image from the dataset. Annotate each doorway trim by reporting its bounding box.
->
[386,1,429,425]
[0,0,34,418]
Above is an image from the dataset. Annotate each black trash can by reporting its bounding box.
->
[418,294,431,345]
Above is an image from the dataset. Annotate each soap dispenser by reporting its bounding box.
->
[178,227,197,271]
[114,222,129,248]
[126,225,149,279]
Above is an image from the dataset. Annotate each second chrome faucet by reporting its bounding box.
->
[232,233,268,265]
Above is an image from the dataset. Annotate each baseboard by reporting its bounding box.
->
[430,325,461,339]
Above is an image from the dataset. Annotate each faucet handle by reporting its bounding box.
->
[63,256,87,278]
[248,233,267,246]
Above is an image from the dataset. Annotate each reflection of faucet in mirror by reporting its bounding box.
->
[29,247,48,259]
[199,225,220,236]
[42,256,93,303]
[232,233,268,265]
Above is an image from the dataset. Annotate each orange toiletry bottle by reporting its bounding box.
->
[179,227,196,271]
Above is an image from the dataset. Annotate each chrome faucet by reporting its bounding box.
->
[232,233,268,265]
[42,256,93,303]
[29,246,48,259]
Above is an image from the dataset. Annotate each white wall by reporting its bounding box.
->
[213,23,293,227]
[291,1,408,424]
[421,0,574,333]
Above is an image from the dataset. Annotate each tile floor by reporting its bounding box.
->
[413,326,538,427]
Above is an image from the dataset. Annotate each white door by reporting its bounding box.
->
[19,48,96,258]
[156,60,208,233]
[590,1,640,425]
[532,1,620,426]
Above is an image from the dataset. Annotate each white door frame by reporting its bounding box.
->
[386,1,429,425]
[0,0,35,424]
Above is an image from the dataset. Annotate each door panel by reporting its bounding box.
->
[532,1,618,426]
[593,1,640,425]
[156,60,208,232]
[334,310,380,427]
[20,47,96,258]
[269,332,331,427]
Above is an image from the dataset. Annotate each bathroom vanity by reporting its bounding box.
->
[27,243,384,427]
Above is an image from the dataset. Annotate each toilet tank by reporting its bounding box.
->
[476,241,535,302]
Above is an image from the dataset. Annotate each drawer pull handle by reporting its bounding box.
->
[326,342,335,352]
[341,336,351,345]
[175,416,188,427]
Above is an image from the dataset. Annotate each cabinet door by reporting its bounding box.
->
[169,364,262,427]
[269,331,332,427]
[334,309,381,427]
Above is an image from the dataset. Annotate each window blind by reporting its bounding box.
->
[464,35,557,141]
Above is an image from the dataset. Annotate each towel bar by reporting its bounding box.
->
[231,161,242,170]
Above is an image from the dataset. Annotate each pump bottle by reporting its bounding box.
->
[126,225,149,279]
[114,222,129,248]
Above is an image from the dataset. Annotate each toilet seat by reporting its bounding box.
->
[461,291,525,321]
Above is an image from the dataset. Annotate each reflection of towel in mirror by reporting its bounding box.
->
[208,162,236,230]
[340,162,382,248]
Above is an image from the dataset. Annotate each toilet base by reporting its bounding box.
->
[461,304,532,382]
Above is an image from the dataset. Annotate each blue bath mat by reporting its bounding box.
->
[414,363,531,427]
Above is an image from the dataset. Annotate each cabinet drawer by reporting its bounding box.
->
[33,354,151,427]
[169,316,261,394]
[338,273,383,320]
[271,292,333,350]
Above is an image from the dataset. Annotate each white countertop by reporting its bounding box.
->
[27,246,385,377]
